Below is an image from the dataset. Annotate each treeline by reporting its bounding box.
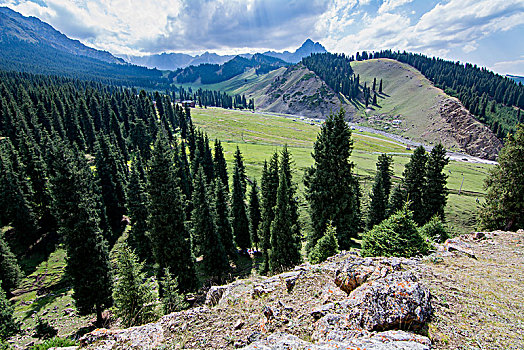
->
[302,53,360,99]
[177,86,255,110]
[366,50,523,138]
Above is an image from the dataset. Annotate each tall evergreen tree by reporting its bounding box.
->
[147,135,196,292]
[259,154,279,274]
[49,142,112,326]
[304,109,361,251]
[389,184,406,215]
[212,178,236,259]
[95,134,127,244]
[234,146,247,196]
[379,79,383,93]
[269,156,301,273]
[113,243,156,328]
[367,154,393,228]
[191,169,229,279]
[248,179,261,250]
[231,151,250,252]
[424,144,449,222]
[403,146,428,225]
[479,124,524,230]
[126,157,150,261]
[0,234,22,297]
[213,139,229,192]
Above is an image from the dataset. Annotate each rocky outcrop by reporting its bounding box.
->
[79,253,432,349]
[438,99,502,160]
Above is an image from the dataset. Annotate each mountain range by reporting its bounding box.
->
[120,39,327,70]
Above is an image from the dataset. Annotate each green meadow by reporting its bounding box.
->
[192,107,493,234]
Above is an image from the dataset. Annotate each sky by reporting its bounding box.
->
[2,0,524,75]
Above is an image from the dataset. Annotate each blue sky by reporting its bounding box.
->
[3,0,524,75]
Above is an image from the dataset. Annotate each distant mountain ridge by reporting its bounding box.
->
[0,6,123,64]
[121,39,327,70]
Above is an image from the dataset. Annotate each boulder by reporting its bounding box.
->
[334,257,402,294]
[205,285,227,306]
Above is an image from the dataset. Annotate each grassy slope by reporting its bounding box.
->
[349,58,465,151]
[192,107,492,234]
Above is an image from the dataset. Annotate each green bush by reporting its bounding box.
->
[308,224,339,264]
[420,216,450,243]
[0,284,18,339]
[361,205,431,258]
[30,337,78,350]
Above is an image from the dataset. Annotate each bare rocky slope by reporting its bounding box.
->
[72,230,523,350]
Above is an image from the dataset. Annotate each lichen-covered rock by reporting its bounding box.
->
[344,271,431,332]
[242,331,431,349]
[205,285,227,306]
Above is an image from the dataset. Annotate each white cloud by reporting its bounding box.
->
[327,0,524,60]
[378,0,414,14]
[492,59,524,76]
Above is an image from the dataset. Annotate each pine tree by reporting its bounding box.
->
[234,146,247,196]
[147,135,197,292]
[161,268,188,315]
[0,284,18,339]
[308,223,338,264]
[304,108,361,251]
[212,178,236,259]
[126,157,150,262]
[372,77,376,91]
[424,144,449,222]
[248,180,261,250]
[231,157,250,252]
[367,154,393,229]
[403,146,428,226]
[49,142,112,326]
[259,154,279,274]
[191,169,229,279]
[479,124,524,230]
[113,243,156,327]
[213,139,229,192]
[388,184,406,215]
[379,79,383,93]
[0,234,22,297]
[269,158,301,273]
[95,134,127,244]
[372,92,377,105]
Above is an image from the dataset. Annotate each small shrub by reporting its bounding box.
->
[361,204,431,257]
[30,337,78,350]
[308,224,339,264]
[420,216,450,243]
[34,317,57,339]
[0,284,19,339]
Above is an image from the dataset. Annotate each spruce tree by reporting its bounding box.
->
[248,179,261,250]
[304,109,361,251]
[231,156,250,252]
[213,139,229,192]
[479,124,524,230]
[379,79,383,93]
[308,223,338,264]
[212,178,236,259]
[147,135,196,292]
[49,142,112,326]
[161,268,188,314]
[259,153,280,273]
[95,134,127,244]
[367,154,393,229]
[234,146,247,195]
[269,159,301,273]
[127,157,150,262]
[403,146,428,225]
[191,168,229,279]
[424,144,449,222]
[113,243,156,327]
[388,184,406,215]
[0,234,22,297]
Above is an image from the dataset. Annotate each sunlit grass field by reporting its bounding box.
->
[192,107,493,234]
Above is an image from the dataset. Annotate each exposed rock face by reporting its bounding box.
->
[438,99,502,160]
